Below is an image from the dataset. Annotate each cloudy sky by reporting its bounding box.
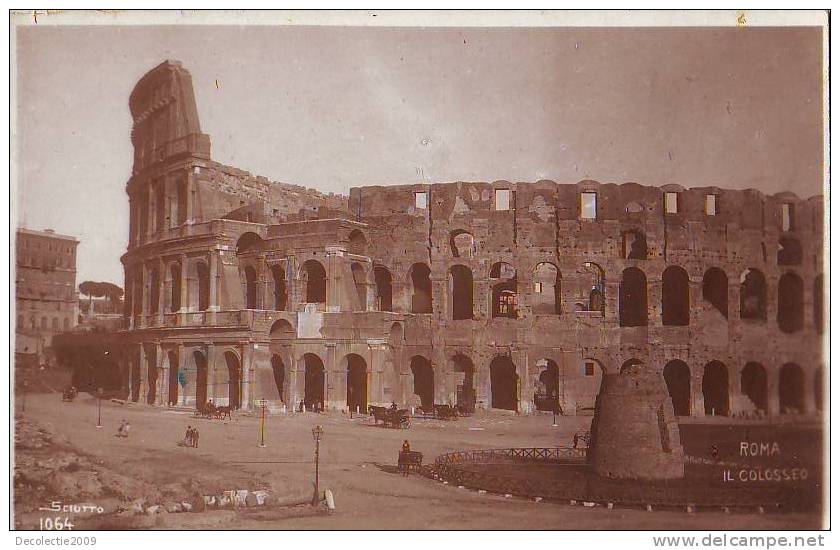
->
[14,21,825,286]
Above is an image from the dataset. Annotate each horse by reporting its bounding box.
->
[215,405,232,420]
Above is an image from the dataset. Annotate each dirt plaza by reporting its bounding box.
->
[13,392,823,530]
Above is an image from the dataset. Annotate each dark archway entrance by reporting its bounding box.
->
[374,266,393,311]
[535,359,559,412]
[702,361,729,416]
[244,266,257,309]
[490,356,518,411]
[410,263,433,313]
[619,267,648,327]
[663,360,691,416]
[346,354,368,413]
[271,355,285,403]
[302,260,327,303]
[410,356,435,408]
[272,265,287,311]
[454,354,475,413]
[167,350,179,406]
[777,272,804,333]
[303,354,325,410]
[702,267,729,318]
[740,268,767,320]
[224,351,242,409]
[779,363,805,414]
[194,350,208,407]
[740,362,767,413]
[450,265,474,320]
[662,266,690,326]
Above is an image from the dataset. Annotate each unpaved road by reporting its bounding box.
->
[13,393,823,530]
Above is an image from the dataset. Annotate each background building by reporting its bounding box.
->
[15,227,80,359]
[120,60,824,418]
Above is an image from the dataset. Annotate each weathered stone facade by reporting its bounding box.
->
[120,60,825,418]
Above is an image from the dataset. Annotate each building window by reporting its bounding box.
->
[781,203,794,232]
[705,194,717,216]
[533,282,543,293]
[494,189,511,211]
[414,191,428,210]
[584,362,595,377]
[665,192,679,214]
[580,192,597,220]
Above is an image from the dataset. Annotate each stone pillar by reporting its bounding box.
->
[157,258,166,325]
[325,343,337,410]
[766,366,781,417]
[185,170,194,223]
[179,254,189,314]
[242,343,253,411]
[513,349,529,413]
[690,368,704,417]
[137,344,147,405]
[178,345,188,407]
[206,343,217,403]
[286,348,298,409]
[155,343,165,406]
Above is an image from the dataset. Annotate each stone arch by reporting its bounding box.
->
[302,353,325,410]
[166,350,180,406]
[168,263,181,313]
[409,355,434,408]
[619,267,648,327]
[351,262,367,311]
[663,360,691,416]
[453,353,476,412]
[134,270,144,317]
[301,259,327,304]
[739,268,767,320]
[533,262,561,315]
[702,267,729,318]
[702,361,729,416]
[779,363,805,414]
[374,266,393,311]
[347,229,368,256]
[148,267,160,314]
[621,229,647,260]
[387,322,404,348]
[533,358,560,411]
[741,362,767,413]
[449,264,474,320]
[223,350,242,409]
[236,231,263,255]
[243,266,258,309]
[193,350,208,407]
[409,262,433,313]
[813,274,824,334]
[777,237,802,266]
[343,353,368,412]
[662,266,690,326]
[450,229,476,259]
[187,259,210,311]
[271,354,286,403]
[620,358,644,374]
[490,261,517,319]
[489,355,518,411]
[269,318,295,341]
[580,262,605,313]
[271,264,287,311]
[777,272,804,333]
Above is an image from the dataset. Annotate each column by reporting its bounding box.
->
[209,250,219,311]
[325,343,338,410]
[179,254,189,314]
[242,344,253,411]
[690,368,704,417]
[155,343,165,406]
[138,344,147,405]
[766,367,781,417]
[157,258,165,325]
[178,345,188,407]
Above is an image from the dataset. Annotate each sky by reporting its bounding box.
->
[13,22,825,287]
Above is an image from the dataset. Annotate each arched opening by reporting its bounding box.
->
[409,263,433,313]
[193,350,208,407]
[702,267,729,318]
[224,351,242,409]
[490,356,518,411]
[236,232,263,255]
[374,266,392,311]
[351,262,367,311]
[620,267,648,327]
[581,262,605,313]
[345,354,368,413]
[779,363,805,414]
[741,362,767,413]
[663,360,691,416]
[620,358,644,374]
[148,268,160,315]
[133,271,144,317]
[815,367,823,412]
[410,356,434,408]
[269,318,295,340]
[347,229,368,256]
[271,355,285,403]
[196,261,210,311]
[814,274,824,334]
[146,349,158,404]
[739,268,767,320]
[450,230,475,258]
[272,265,287,311]
[777,272,804,333]
[169,264,181,313]
[243,266,258,309]
[302,259,327,304]
[777,237,803,266]
[167,350,179,406]
[621,229,647,260]
[303,354,325,410]
[534,359,559,411]
[662,266,690,326]
[490,262,517,319]
[533,263,561,315]
[453,354,475,412]
[702,361,729,416]
[450,265,474,320]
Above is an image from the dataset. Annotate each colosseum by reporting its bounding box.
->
[119,60,825,420]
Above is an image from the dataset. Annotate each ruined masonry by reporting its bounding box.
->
[119,60,825,419]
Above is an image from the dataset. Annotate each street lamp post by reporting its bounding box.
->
[311,425,323,506]
[96,387,103,428]
[259,399,267,448]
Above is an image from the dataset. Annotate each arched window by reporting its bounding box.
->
[450,230,475,259]
[702,267,728,318]
[134,270,145,317]
[662,266,690,326]
[374,266,392,311]
[169,264,181,313]
[302,353,325,410]
[344,354,368,413]
[244,266,258,309]
[347,229,367,256]
[490,262,517,319]
[621,229,647,260]
[450,265,473,320]
[148,268,160,315]
[663,360,691,416]
[777,272,804,333]
[351,263,367,311]
[741,362,767,413]
[702,361,729,416]
[580,262,605,313]
[302,260,327,303]
[224,351,242,409]
[619,267,648,327]
[779,363,805,414]
[489,356,518,411]
[51,317,60,331]
[409,263,433,313]
[777,238,802,266]
[739,268,766,320]
[453,354,476,413]
[532,262,560,315]
[533,359,559,411]
[196,261,210,311]
[271,355,286,403]
[410,356,434,408]
[272,264,287,311]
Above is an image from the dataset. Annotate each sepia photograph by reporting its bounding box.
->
[8,9,830,538]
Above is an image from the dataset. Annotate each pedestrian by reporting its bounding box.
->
[185,426,193,447]
[193,427,199,448]
[122,421,131,438]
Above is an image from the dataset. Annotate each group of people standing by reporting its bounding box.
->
[184,425,200,448]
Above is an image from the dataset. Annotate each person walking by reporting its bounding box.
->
[185,426,193,447]
[193,427,199,448]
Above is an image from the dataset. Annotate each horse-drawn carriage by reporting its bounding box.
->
[397,450,423,475]
[193,402,232,420]
[369,406,411,429]
[417,404,458,420]
[62,386,78,402]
